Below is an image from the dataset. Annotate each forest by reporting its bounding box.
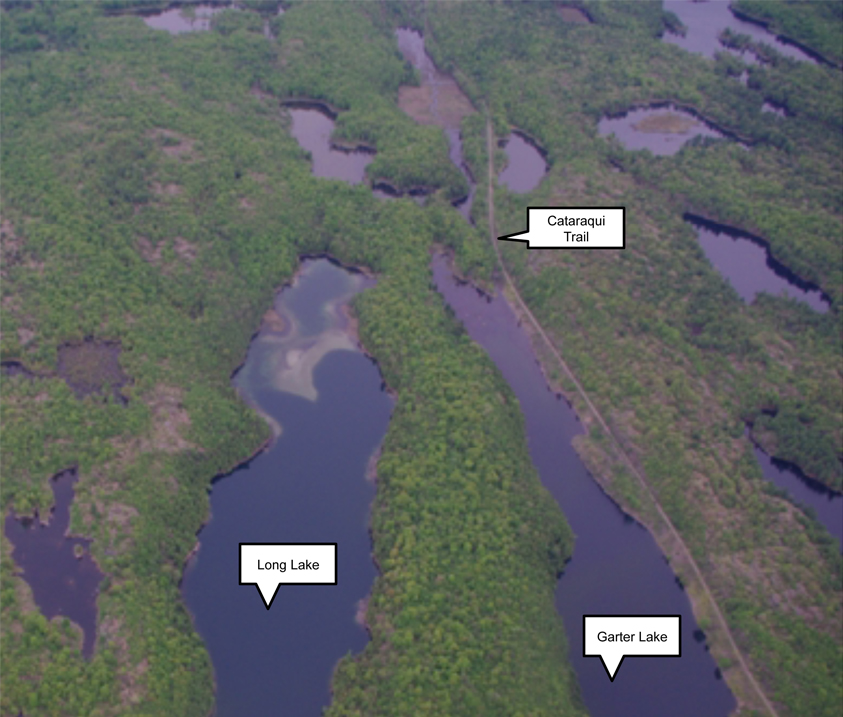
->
[417,1,841,714]
[1,2,579,715]
[1,1,841,716]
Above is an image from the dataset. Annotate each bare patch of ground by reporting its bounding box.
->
[108,385,197,463]
[137,236,198,269]
[137,236,163,264]
[250,84,275,102]
[100,615,148,708]
[173,237,198,264]
[143,384,197,454]
[1,218,22,257]
[148,128,198,160]
[150,181,183,196]
[17,327,36,347]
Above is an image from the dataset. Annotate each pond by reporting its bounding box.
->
[432,254,736,717]
[498,132,548,194]
[5,468,104,658]
[286,104,374,185]
[182,259,393,716]
[663,1,818,64]
[598,105,729,156]
[142,4,224,34]
[688,214,830,312]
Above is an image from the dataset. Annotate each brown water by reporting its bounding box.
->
[663,1,818,65]
[688,214,830,312]
[287,106,374,185]
[432,255,736,717]
[57,339,130,402]
[558,6,592,24]
[395,28,477,219]
[4,469,104,658]
[598,105,728,155]
[498,132,547,194]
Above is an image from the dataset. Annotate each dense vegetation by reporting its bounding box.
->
[2,1,841,716]
[732,0,843,67]
[1,1,580,715]
[414,1,841,714]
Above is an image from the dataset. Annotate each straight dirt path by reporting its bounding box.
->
[483,116,778,717]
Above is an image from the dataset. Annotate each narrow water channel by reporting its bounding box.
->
[750,438,843,550]
[4,468,103,658]
[395,28,477,220]
[432,255,736,717]
[182,259,392,716]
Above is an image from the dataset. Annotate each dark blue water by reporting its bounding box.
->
[4,468,103,658]
[433,255,736,717]
[689,215,830,313]
[182,262,392,716]
[752,440,843,550]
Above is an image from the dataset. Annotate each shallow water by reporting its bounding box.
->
[396,28,477,219]
[498,133,547,194]
[432,255,736,717]
[762,102,788,117]
[598,105,727,155]
[5,469,103,658]
[689,215,830,312]
[183,260,392,716]
[143,4,223,34]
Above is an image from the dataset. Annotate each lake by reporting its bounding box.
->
[181,259,393,716]
[432,254,736,717]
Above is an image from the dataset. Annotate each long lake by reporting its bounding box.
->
[181,260,392,716]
